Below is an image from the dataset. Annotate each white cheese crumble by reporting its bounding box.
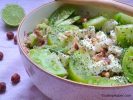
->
[107,54,122,73]
[108,45,123,57]
[80,39,95,51]
[110,30,117,43]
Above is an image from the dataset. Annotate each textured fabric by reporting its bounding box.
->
[0,0,52,100]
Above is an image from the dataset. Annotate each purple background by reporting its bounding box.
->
[0,0,132,100]
[0,0,53,100]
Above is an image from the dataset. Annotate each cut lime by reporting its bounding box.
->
[2,4,25,26]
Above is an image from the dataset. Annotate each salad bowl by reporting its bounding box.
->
[18,0,133,100]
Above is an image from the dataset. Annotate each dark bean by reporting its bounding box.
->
[14,36,17,45]
[7,32,14,40]
[11,73,20,84]
[0,82,6,93]
[0,51,3,61]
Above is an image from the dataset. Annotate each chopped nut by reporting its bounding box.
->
[92,52,105,61]
[80,18,87,23]
[74,42,79,50]
[34,28,42,37]
[100,71,110,78]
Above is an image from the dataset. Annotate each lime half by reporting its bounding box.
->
[2,4,25,26]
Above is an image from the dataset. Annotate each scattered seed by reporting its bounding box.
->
[0,51,3,61]
[0,82,6,93]
[11,73,20,84]
[7,31,14,40]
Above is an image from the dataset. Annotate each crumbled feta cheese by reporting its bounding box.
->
[80,39,95,51]
[108,45,123,57]
[78,26,95,38]
[107,54,122,73]
[88,60,107,75]
[110,30,116,43]
[96,31,107,42]
[110,76,128,84]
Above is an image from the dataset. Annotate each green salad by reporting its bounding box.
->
[24,5,133,86]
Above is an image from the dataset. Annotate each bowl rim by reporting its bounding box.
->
[17,0,133,88]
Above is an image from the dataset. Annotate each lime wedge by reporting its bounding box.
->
[2,4,25,26]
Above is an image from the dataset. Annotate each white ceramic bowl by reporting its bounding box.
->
[18,1,133,100]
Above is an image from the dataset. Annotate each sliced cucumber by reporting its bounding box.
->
[49,5,76,25]
[57,16,81,26]
[68,50,92,83]
[114,12,133,24]
[26,34,37,48]
[87,76,123,86]
[115,24,133,48]
[47,34,74,53]
[52,25,79,34]
[83,16,107,30]
[29,49,67,77]
[122,47,133,82]
[102,19,118,33]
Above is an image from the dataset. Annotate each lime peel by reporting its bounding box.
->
[2,4,25,26]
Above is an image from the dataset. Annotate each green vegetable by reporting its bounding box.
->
[114,12,133,24]
[49,5,76,25]
[52,25,79,33]
[58,52,70,68]
[47,34,75,53]
[83,16,107,30]
[68,50,92,83]
[57,16,81,26]
[122,47,133,82]
[29,49,67,77]
[26,34,37,48]
[110,76,129,84]
[87,76,124,86]
[102,19,118,33]
[47,34,66,47]
[115,24,133,48]
[2,4,25,26]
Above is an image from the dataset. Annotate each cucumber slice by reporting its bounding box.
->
[122,47,133,82]
[57,16,81,26]
[47,34,74,53]
[115,24,133,48]
[52,25,79,33]
[114,13,133,24]
[2,4,25,26]
[29,49,67,77]
[68,50,92,83]
[83,16,107,30]
[87,76,123,86]
[26,34,37,48]
[49,5,76,25]
[102,19,118,33]
[110,76,129,84]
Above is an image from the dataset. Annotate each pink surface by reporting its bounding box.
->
[0,0,52,100]
[0,0,133,100]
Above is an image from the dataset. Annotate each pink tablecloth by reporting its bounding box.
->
[0,0,52,100]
